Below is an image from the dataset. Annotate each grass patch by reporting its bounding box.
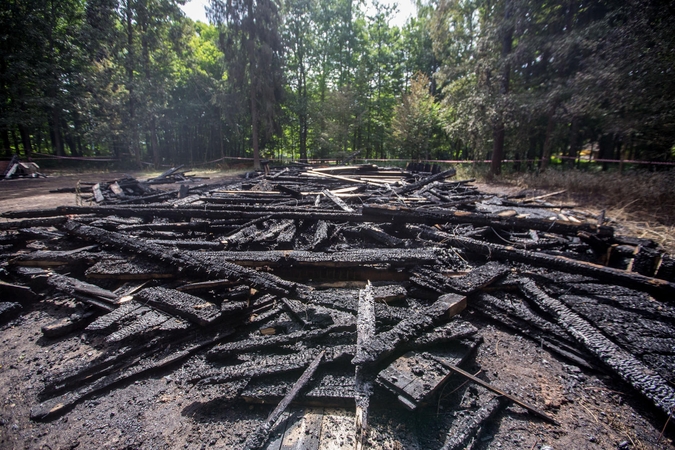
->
[461,166,675,252]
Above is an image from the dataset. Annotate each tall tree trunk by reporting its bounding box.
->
[540,109,556,171]
[2,129,11,156]
[18,124,32,158]
[567,116,580,168]
[50,107,64,156]
[125,0,140,166]
[490,0,513,177]
[247,0,261,170]
[150,117,159,167]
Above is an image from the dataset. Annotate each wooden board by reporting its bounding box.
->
[376,339,480,410]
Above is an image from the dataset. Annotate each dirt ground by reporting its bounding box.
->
[0,172,673,450]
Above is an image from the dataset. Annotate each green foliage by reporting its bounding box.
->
[1,0,672,170]
[393,72,438,160]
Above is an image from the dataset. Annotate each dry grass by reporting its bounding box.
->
[456,165,675,253]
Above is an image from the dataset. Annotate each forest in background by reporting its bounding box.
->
[1,0,674,173]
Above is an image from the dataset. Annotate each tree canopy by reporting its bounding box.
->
[1,0,673,173]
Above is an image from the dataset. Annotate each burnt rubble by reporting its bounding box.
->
[1,163,675,448]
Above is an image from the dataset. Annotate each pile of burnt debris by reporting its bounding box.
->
[49,165,208,205]
[1,155,44,179]
[1,163,674,449]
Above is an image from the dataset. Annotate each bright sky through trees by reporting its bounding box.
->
[180,0,417,28]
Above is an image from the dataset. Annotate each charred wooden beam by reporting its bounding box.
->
[519,279,675,416]
[353,224,408,248]
[352,293,467,367]
[198,346,353,386]
[84,256,174,280]
[175,279,238,293]
[322,189,355,212]
[41,310,95,338]
[191,248,445,269]
[0,217,68,231]
[207,325,353,360]
[394,168,457,195]
[412,262,511,295]
[439,396,508,450]
[242,350,325,450]
[9,246,100,267]
[377,340,480,411]
[433,233,675,300]
[104,306,190,343]
[60,221,301,296]
[310,220,330,250]
[0,280,38,302]
[365,206,613,237]
[0,302,22,322]
[32,328,234,421]
[42,272,117,311]
[134,286,221,326]
[354,282,376,450]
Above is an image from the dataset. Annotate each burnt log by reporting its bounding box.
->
[31,329,234,421]
[519,279,675,415]
[440,396,508,450]
[352,293,467,367]
[60,221,301,296]
[414,228,675,300]
[190,248,446,269]
[394,168,457,195]
[134,286,221,326]
[365,205,613,237]
[242,350,325,450]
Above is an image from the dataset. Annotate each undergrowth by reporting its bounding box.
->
[456,165,675,252]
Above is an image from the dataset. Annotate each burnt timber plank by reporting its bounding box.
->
[242,351,325,450]
[60,221,301,296]
[31,329,234,421]
[44,272,117,311]
[322,189,355,212]
[42,310,95,338]
[206,325,353,360]
[189,248,445,268]
[199,346,352,386]
[519,279,675,416]
[364,205,613,236]
[134,286,221,326]
[377,339,480,410]
[84,255,174,280]
[394,168,457,195]
[0,217,68,231]
[414,227,675,300]
[104,306,189,343]
[10,246,100,267]
[86,301,145,332]
[439,396,508,450]
[354,282,376,450]
[352,293,467,367]
[411,262,510,295]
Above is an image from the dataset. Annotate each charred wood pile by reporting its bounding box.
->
[1,155,44,179]
[48,168,209,205]
[1,163,674,449]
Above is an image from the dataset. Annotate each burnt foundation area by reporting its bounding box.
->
[0,165,674,449]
